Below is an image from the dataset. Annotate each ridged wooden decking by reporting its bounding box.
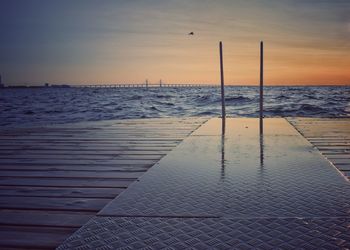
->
[0,118,207,249]
[288,118,350,181]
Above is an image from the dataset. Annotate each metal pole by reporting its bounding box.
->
[259,41,264,134]
[219,41,226,134]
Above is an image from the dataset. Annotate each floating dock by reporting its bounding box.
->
[0,117,349,249]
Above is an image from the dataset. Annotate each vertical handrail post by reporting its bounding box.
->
[219,41,226,134]
[259,41,264,135]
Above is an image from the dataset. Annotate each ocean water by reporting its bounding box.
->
[0,86,349,127]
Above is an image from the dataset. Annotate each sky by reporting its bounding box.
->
[0,0,349,85]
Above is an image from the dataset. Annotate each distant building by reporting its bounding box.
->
[45,83,50,87]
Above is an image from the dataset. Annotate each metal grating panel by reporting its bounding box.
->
[58,216,350,250]
[99,120,350,217]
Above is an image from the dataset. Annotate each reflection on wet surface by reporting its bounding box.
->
[220,134,225,182]
[193,118,299,136]
[260,134,264,169]
[220,117,226,181]
[100,118,350,218]
[259,116,264,169]
[221,116,226,135]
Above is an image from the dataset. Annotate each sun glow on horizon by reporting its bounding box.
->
[1,0,349,85]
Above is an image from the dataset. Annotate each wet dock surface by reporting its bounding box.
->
[58,118,350,249]
[0,118,206,249]
[289,117,350,181]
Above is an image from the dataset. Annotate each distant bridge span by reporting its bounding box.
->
[73,83,219,88]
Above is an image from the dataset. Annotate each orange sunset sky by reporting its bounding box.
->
[1,0,350,85]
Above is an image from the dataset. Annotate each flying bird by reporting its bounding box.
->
[188,32,194,35]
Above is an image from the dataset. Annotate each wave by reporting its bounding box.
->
[225,96,252,103]
[128,95,143,100]
[298,104,325,113]
[275,94,289,100]
[0,86,349,127]
[156,94,173,98]
[24,110,35,115]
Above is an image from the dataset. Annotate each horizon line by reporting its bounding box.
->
[2,82,350,87]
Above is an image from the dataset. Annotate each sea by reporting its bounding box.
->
[0,86,349,127]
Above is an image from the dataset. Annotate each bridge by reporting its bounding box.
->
[73,83,218,88]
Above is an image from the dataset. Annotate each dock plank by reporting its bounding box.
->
[0,186,123,198]
[0,210,92,228]
[0,196,110,211]
[0,177,135,188]
[0,159,159,165]
[0,164,150,172]
[0,226,75,250]
[0,170,145,178]
[0,150,170,155]
[0,154,164,160]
